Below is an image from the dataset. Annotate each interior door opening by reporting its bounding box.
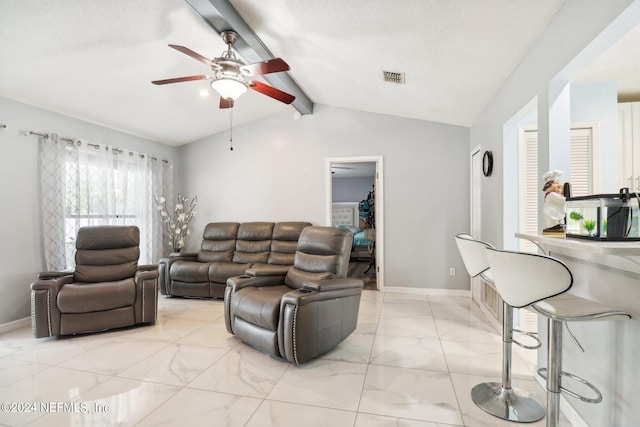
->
[326,156,384,291]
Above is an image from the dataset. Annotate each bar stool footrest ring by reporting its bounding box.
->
[537,367,603,403]
[512,328,542,350]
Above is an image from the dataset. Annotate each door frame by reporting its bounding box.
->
[326,155,384,291]
[470,145,482,302]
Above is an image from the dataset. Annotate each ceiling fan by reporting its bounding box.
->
[331,166,354,175]
[152,30,295,109]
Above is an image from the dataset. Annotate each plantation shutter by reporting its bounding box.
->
[569,128,593,197]
[519,130,540,252]
[519,127,593,252]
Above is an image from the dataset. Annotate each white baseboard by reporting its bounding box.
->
[381,286,471,298]
[0,317,30,335]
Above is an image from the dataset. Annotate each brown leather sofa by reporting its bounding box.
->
[158,222,311,298]
[224,226,364,364]
[30,226,158,338]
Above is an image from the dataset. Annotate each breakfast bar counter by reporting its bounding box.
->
[514,232,640,426]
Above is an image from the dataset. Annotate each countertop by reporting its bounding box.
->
[515,232,640,256]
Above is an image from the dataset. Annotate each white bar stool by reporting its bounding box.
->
[455,234,545,423]
[485,247,631,427]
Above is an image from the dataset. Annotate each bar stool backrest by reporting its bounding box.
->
[455,233,494,279]
[485,248,573,308]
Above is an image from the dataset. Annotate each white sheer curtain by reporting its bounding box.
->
[39,134,173,270]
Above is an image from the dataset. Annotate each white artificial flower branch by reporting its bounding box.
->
[154,194,197,252]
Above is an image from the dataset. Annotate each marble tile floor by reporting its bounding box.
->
[0,291,572,427]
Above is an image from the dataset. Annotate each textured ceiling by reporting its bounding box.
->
[0,0,588,146]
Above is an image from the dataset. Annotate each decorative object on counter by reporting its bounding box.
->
[154,194,197,252]
[541,169,566,235]
[565,189,640,241]
[583,219,597,236]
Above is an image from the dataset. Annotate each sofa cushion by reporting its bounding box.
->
[208,262,251,284]
[268,240,298,265]
[233,222,273,264]
[232,285,291,331]
[171,260,210,282]
[233,240,271,263]
[197,222,239,263]
[268,222,311,265]
[198,241,235,263]
[272,222,311,241]
[74,226,140,283]
[58,279,135,313]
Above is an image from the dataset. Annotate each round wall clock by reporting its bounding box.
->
[482,150,493,177]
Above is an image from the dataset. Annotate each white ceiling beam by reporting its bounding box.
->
[184,0,314,115]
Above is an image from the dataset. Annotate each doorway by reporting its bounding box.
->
[326,156,384,291]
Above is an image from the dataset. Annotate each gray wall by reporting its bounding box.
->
[178,104,470,291]
[0,96,178,325]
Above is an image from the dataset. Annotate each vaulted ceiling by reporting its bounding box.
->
[2,0,635,147]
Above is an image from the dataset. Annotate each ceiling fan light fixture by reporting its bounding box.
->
[210,78,247,100]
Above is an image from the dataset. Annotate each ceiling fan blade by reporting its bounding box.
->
[240,58,290,76]
[249,80,295,104]
[151,75,208,85]
[219,97,234,109]
[168,44,220,69]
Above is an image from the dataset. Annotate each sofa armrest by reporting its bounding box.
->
[172,252,198,258]
[245,264,291,277]
[158,254,197,295]
[31,274,74,338]
[226,274,285,291]
[31,274,73,292]
[134,268,159,324]
[302,278,364,292]
[137,264,158,272]
[37,271,73,280]
[135,268,159,282]
[279,280,363,364]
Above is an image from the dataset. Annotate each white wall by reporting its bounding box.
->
[471,0,638,249]
[178,104,470,291]
[0,96,178,325]
[570,81,620,192]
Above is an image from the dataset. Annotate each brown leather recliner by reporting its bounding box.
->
[30,226,158,338]
[224,226,364,364]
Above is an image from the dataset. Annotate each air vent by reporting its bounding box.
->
[383,71,405,84]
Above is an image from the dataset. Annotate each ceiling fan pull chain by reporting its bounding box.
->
[229,107,234,151]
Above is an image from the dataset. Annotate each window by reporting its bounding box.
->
[39,135,172,270]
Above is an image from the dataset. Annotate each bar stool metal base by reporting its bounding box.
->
[472,382,546,423]
[471,301,545,423]
[471,382,545,423]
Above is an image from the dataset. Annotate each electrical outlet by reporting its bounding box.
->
[449,267,456,276]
